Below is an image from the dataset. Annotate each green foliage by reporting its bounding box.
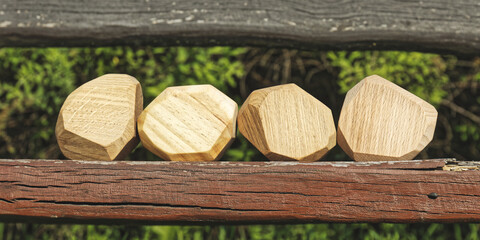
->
[71,46,246,104]
[327,51,454,105]
[2,223,480,240]
[0,48,76,158]
[450,58,480,159]
[223,132,261,161]
[456,124,480,142]
[1,47,480,239]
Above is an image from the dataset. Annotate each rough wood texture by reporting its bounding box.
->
[56,74,143,161]
[337,75,438,162]
[1,159,479,224]
[0,0,479,54]
[138,85,237,161]
[238,84,336,161]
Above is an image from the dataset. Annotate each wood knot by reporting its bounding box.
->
[427,192,438,199]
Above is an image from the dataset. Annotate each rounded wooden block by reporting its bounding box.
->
[337,75,438,161]
[238,84,336,161]
[56,74,143,161]
[137,85,237,161]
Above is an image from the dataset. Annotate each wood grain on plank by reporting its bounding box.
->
[2,159,480,224]
[55,74,143,161]
[337,75,438,161]
[238,84,336,161]
[137,85,237,161]
[0,0,479,54]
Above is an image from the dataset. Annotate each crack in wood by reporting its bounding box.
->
[184,193,230,196]
[34,200,282,212]
[0,198,13,204]
[13,183,68,189]
[0,180,20,183]
[63,181,112,185]
[0,198,36,203]
[225,190,330,197]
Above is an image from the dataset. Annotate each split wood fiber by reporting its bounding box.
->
[137,85,237,161]
[1,159,479,224]
[337,75,438,161]
[56,74,143,161]
[238,84,336,161]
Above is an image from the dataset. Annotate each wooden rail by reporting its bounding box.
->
[0,0,479,54]
[1,159,480,224]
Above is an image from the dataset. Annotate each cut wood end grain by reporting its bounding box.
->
[238,84,336,161]
[137,84,237,161]
[55,74,143,161]
[337,75,438,161]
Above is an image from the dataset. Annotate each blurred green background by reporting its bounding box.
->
[0,47,479,239]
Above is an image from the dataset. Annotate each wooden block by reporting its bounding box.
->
[55,74,143,161]
[337,75,438,161]
[137,85,237,161]
[238,84,336,161]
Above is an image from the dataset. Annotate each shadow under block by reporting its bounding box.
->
[337,75,438,161]
[56,74,143,161]
[238,84,336,161]
[137,85,237,161]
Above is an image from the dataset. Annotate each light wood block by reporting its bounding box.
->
[137,85,237,161]
[337,75,438,161]
[238,84,336,161]
[56,74,143,161]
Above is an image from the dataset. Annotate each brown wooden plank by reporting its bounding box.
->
[0,0,479,54]
[1,158,480,224]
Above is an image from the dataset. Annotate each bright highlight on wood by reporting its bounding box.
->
[55,74,143,161]
[238,84,336,161]
[137,85,237,161]
[337,75,438,161]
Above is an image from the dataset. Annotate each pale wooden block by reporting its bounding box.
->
[238,84,336,161]
[56,74,143,161]
[137,85,237,161]
[337,75,438,161]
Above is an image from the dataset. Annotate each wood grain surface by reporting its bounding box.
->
[55,74,143,161]
[1,159,479,224]
[337,75,438,161]
[238,84,336,161]
[137,85,237,161]
[0,0,479,54]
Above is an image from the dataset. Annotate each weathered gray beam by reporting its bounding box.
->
[0,0,479,54]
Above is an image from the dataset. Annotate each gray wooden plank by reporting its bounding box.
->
[0,0,479,54]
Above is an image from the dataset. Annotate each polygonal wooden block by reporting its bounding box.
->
[238,84,336,161]
[56,74,143,161]
[137,85,237,161]
[337,75,438,161]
